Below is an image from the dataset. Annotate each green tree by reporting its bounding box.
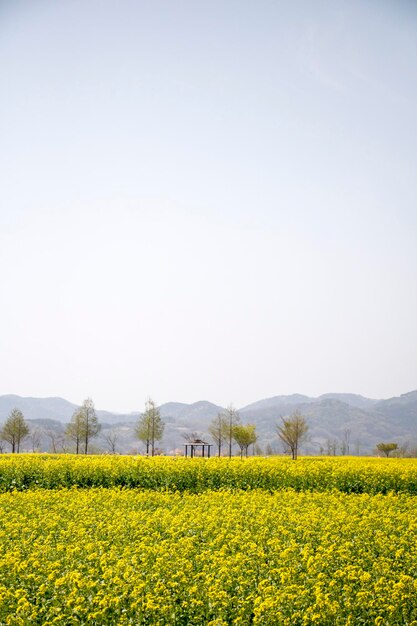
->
[208,412,226,457]
[222,404,240,458]
[1,408,29,453]
[276,411,308,460]
[376,442,398,457]
[232,423,257,458]
[135,398,164,456]
[81,398,100,454]
[65,409,84,454]
[66,398,100,454]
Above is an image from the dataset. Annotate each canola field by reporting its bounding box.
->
[1,456,417,625]
[1,454,417,494]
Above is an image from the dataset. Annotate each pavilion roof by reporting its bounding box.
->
[184,439,211,445]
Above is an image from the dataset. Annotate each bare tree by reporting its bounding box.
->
[29,427,43,452]
[276,411,308,460]
[310,441,325,456]
[340,428,351,455]
[183,431,200,443]
[326,438,338,456]
[103,429,119,454]
[45,429,66,453]
[406,445,417,458]
[208,412,226,456]
[397,442,409,458]
[254,443,263,456]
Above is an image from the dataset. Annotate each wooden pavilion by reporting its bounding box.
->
[184,439,212,458]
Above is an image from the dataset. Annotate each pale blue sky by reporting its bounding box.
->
[1,1,416,412]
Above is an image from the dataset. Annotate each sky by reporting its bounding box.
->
[1,0,416,413]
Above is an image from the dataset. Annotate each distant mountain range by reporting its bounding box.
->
[1,391,417,455]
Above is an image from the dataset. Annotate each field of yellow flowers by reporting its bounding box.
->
[1,456,417,625]
[1,454,417,494]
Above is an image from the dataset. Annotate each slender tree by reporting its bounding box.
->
[325,438,338,456]
[65,398,100,454]
[135,398,164,456]
[46,428,66,454]
[1,408,29,453]
[103,429,119,454]
[28,427,43,453]
[208,412,226,457]
[232,424,257,458]
[276,411,308,460]
[81,398,100,454]
[342,428,351,455]
[222,405,240,458]
[65,409,84,454]
[135,410,151,455]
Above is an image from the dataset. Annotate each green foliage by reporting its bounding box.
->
[65,398,100,454]
[232,424,257,457]
[277,411,308,460]
[2,455,417,494]
[135,398,164,456]
[376,442,398,457]
[222,404,240,458]
[0,408,29,453]
[65,410,83,454]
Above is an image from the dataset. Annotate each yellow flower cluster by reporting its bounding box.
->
[1,454,417,494]
[1,487,417,624]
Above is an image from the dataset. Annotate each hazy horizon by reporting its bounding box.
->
[1,1,416,413]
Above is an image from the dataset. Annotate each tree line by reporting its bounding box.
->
[0,399,262,457]
[0,398,165,456]
[0,398,402,459]
[0,399,101,455]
